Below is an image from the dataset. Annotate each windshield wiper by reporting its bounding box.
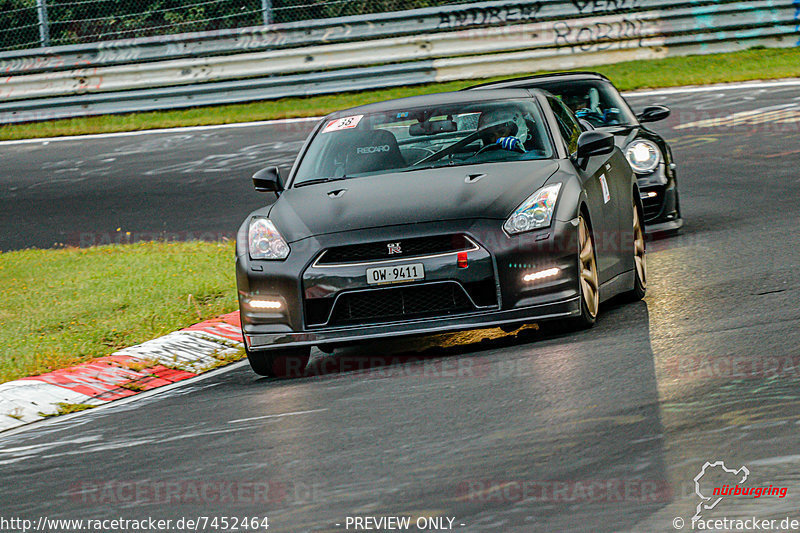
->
[294,176,347,188]
[402,161,478,173]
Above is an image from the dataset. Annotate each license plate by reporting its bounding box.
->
[366,263,424,285]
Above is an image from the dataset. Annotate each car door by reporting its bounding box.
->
[603,145,636,277]
[547,96,623,283]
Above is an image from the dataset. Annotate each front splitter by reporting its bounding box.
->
[246,296,581,350]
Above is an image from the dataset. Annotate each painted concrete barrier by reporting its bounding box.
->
[0,311,243,433]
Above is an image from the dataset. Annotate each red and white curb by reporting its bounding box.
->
[0,311,243,432]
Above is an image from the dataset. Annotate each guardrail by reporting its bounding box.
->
[0,0,696,75]
[1,0,798,124]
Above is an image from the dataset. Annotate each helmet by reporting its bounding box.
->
[478,106,528,145]
[562,93,588,113]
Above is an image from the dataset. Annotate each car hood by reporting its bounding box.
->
[268,161,560,242]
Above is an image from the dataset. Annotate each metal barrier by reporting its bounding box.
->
[1,0,798,124]
[0,0,462,52]
[0,0,685,74]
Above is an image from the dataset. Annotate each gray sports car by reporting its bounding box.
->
[469,72,682,234]
[236,89,647,377]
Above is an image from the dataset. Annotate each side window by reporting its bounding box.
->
[548,96,581,154]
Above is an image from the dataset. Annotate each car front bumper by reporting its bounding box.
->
[637,164,682,234]
[245,296,581,349]
[237,218,582,351]
[644,218,684,236]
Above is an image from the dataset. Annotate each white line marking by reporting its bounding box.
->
[623,78,800,98]
[0,116,321,146]
[228,408,328,425]
[2,78,799,145]
[674,103,800,129]
[748,455,800,466]
[0,360,248,439]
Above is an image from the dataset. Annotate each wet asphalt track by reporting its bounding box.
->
[2,83,800,531]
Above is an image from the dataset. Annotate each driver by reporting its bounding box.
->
[477,107,528,152]
[566,88,620,125]
[563,93,590,114]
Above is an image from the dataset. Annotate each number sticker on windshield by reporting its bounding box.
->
[322,115,363,133]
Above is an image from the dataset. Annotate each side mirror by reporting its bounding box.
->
[637,105,670,123]
[577,131,615,159]
[252,166,283,193]
[576,131,615,170]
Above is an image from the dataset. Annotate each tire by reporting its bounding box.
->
[571,214,599,330]
[246,344,311,378]
[624,197,647,302]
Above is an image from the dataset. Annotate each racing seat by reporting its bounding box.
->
[587,87,602,115]
[344,129,406,174]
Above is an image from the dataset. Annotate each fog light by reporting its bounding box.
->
[457,251,469,269]
[249,298,282,310]
[641,191,658,198]
[523,267,560,282]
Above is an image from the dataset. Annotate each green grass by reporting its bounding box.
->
[41,402,96,417]
[2,47,800,141]
[0,241,238,384]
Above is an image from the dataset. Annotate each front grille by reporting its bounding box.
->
[327,282,474,326]
[317,234,473,265]
[305,299,334,326]
[641,187,664,221]
[462,279,498,307]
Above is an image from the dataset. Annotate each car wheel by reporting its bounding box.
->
[625,198,647,302]
[246,344,311,378]
[573,214,599,329]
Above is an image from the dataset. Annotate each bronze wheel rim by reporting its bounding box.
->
[578,216,599,318]
[633,203,647,289]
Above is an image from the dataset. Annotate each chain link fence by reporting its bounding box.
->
[0,0,473,52]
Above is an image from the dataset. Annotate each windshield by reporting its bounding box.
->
[532,80,638,127]
[292,99,554,186]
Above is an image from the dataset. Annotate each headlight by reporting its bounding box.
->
[503,183,562,235]
[625,140,661,174]
[248,217,290,260]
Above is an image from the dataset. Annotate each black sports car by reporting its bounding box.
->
[236,89,647,377]
[469,73,682,234]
